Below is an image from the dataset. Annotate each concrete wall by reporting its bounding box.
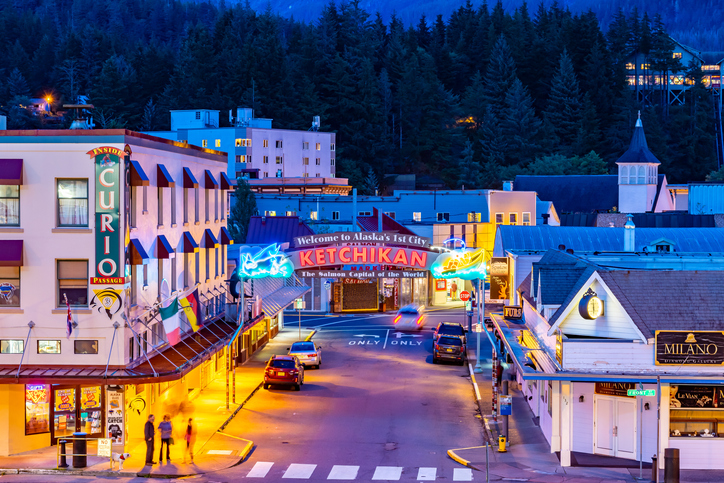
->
[0,385,50,455]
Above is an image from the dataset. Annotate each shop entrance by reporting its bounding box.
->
[50,385,104,445]
[594,395,636,459]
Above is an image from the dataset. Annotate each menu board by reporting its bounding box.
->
[25,384,50,435]
[54,388,76,412]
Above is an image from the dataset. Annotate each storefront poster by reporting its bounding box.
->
[595,382,635,398]
[655,331,724,366]
[106,387,125,446]
[435,280,447,291]
[81,386,102,409]
[25,384,50,435]
[670,385,715,408]
[54,388,76,412]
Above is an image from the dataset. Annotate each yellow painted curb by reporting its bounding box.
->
[305,330,317,341]
[217,432,254,461]
[447,446,485,471]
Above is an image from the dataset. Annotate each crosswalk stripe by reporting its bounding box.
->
[327,465,360,480]
[282,464,317,479]
[247,462,274,478]
[453,468,473,481]
[417,467,437,480]
[372,466,403,480]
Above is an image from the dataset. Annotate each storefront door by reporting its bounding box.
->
[51,385,104,444]
[594,396,636,459]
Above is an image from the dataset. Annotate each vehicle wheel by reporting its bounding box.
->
[295,384,301,391]
[432,357,438,364]
[263,383,269,389]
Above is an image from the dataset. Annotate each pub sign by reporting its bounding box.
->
[655,331,724,366]
[88,147,123,278]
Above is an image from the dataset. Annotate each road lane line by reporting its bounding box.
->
[246,461,274,478]
[417,467,437,480]
[382,329,390,349]
[327,465,360,480]
[469,364,482,400]
[453,467,474,481]
[313,314,389,328]
[372,466,403,480]
[282,463,317,479]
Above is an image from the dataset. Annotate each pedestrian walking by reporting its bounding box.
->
[184,418,197,464]
[144,414,156,465]
[158,414,173,462]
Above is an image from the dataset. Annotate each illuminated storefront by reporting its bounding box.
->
[25,384,50,436]
[51,385,104,444]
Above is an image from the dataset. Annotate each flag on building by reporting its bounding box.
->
[180,288,201,332]
[160,297,181,345]
[65,294,73,339]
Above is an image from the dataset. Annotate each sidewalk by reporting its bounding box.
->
[464,342,724,482]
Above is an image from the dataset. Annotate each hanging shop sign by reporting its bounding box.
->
[294,231,430,249]
[655,331,724,366]
[90,287,124,320]
[297,269,428,279]
[88,146,123,278]
[289,246,433,270]
[489,257,509,300]
[595,382,635,398]
[579,288,604,319]
[503,306,523,320]
[106,387,125,447]
[238,244,295,279]
[430,247,486,280]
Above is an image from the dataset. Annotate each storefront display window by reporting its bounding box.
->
[53,387,77,439]
[79,386,103,436]
[25,384,50,435]
[670,385,724,438]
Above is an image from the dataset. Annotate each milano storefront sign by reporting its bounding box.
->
[88,147,122,278]
[655,331,724,366]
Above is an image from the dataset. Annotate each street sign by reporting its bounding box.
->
[294,298,305,310]
[499,395,512,415]
[459,291,471,302]
[97,438,112,457]
[627,389,656,397]
[465,301,472,311]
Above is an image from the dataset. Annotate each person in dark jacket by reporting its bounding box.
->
[145,414,156,465]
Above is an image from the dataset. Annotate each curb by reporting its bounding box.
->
[1,468,137,477]
[217,432,254,461]
[218,381,263,432]
[446,447,482,471]
[304,329,317,341]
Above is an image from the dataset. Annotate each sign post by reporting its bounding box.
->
[475,278,485,373]
[294,298,305,340]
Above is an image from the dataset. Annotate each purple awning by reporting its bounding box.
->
[0,159,23,185]
[0,240,23,266]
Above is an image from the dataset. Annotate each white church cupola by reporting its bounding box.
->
[617,112,661,214]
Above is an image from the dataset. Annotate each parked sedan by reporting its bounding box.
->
[433,336,466,365]
[263,355,305,390]
[287,341,322,369]
[393,304,426,330]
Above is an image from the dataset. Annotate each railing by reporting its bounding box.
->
[284,272,305,288]
[56,436,113,470]
[201,285,232,322]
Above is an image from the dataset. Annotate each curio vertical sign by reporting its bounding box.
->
[88,147,123,278]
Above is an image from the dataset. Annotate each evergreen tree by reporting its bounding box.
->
[457,140,481,188]
[6,68,30,99]
[502,78,541,165]
[544,50,583,154]
[228,177,257,244]
[360,166,380,195]
[483,35,517,117]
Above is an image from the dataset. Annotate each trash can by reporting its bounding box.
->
[664,448,679,483]
[72,432,87,468]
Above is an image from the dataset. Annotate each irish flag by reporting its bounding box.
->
[160,297,182,346]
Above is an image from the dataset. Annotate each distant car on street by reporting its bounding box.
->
[287,341,322,369]
[432,321,467,345]
[433,336,466,365]
[263,355,305,390]
[393,304,426,330]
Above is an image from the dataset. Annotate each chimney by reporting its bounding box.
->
[503,180,513,191]
[624,214,635,252]
[558,244,566,251]
[542,213,550,225]
[566,248,574,255]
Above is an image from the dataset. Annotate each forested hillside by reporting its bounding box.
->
[0,0,718,188]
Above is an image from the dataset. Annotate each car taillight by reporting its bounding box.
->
[290,370,299,376]
[416,315,423,325]
[310,353,317,357]
[393,315,402,323]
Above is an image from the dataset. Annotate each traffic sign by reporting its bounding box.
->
[294,298,305,310]
[465,301,472,311]
[460,291,471,301]
[627,389,656,397]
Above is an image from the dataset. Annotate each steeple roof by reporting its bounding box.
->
[615,113,660,165]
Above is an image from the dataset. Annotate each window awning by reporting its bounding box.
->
[181,232,199,253]
[157,164,175,188]
[0,159,23,185]
[220,172,232,190]
[0,240,23,266]
[203,229,219,248]
[157,235,175,259]
[204,170,219,189]
[219,226,234,245]
[130,160,150,187]
[129,238,149,265]
[183,167,199,189]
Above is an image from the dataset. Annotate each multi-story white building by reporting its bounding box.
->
[149,108,337,181]
[0,129,237,455]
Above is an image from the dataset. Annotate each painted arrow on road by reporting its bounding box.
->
[353,334,380,338]
[394,332,423,338]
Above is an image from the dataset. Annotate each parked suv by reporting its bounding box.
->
[432,322,467,345]
[263,355,305,390]
[433,336,466,365]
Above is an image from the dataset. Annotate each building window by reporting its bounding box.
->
[143,263,148,288]
[331,158,335,166]
[303,157,309,165]
[641,63,650,70]
[265,211,276,216]
[235,155,241,163]
[221,245,226,275]
[656,244,672,253]
[25,384,50,435]
[171,257,177,292]
[205,249,210,281]
[315,173,320,178]
[313,158,320,166]
[128,336,135,361]
[0,266,20,306]
[276,140,283,148]
[303,142,309,150]
[215,139,221,148]
[235,139,242,147]
[183,253,189,288]
[195,187,199,223]
[285,211,296,216]
[620,166,629,184]
[522,212,531,226]
[509,213,518,225]
[142,185,148,213]
[316,142,321,150]
[263,172,268,178]
[57,180,88,227]
[195,111,201,120]
[495,213,504,224]
[358,211,371,216]
[310,211,318,220]
[302,173,309,178]
[195,251,200,285]
[205,188,210,222]
[38,340,61,354]
[0,340,23,354]
[202,140,208,148]
[158,187,164,225]
[331,143,336,151]
[638,166,645,184]
[467,212,481,222]
[130,265,138,305]
[57,260,88,306]
[263,156,269,164]
[170,186,176,225]
[276,156,283,164]
[74,340,98,354]
[263,140,269,148]
[214,190,218,221]
[183,188,189,223]
[332,211,340,220]
[625,63,635,70]
[673,52,682,59]
[437,212,449,222]
[413,212,421,222]
[383,212,395,219]
[157,259,164,302]
[0,185,19,226]
[246,155,251,164]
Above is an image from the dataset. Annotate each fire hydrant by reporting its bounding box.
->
[498,435,507,453]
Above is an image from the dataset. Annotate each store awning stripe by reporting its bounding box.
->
[183,167,199,189]
[0,240,23,266]
[157,163,175,188]
[220,172,232,190]
[0,159,23,185]
[130,160,150,187]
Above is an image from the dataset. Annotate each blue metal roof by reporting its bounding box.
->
[496,225,724,254]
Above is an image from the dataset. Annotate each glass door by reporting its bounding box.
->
[79,386,103,438]
[52,386,77,444]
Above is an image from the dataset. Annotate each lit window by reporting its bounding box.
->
[310,211,318,220]
[263,156,269,164]
[0,185,19,226]
[302,173,309,177]
[263,140,269,148]
[495,213,503,224]
[276,156,283,164]
[413,212,421,222]
[0,340,23,354]
[244,139,251,147]
[0,267,20,307]
[235,139,242,147]
[74,340,98,354]
[673,52,682,59]
[285,211,295,216]
[625,63,635,70]
[265,211,276,216]
[316,158,321,165]
[215,139,221,148]
[641,63,650,70]
[303,142,309,150]
[316,142,321,150]
[467,212,481,222]
[57,180,88,227]
[332,211,340,220]
[276,140,283,148]
[38,340,61,354]
[437,213,449,222]
[509,213,518,225]
[57,260,88,306]
[303,157,309,165]
[202,140,208,148]
[331,143,336,151]
[523,212,531,226]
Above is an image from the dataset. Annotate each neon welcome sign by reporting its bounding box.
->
[430,239,486,280]
[239,244,295,279]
